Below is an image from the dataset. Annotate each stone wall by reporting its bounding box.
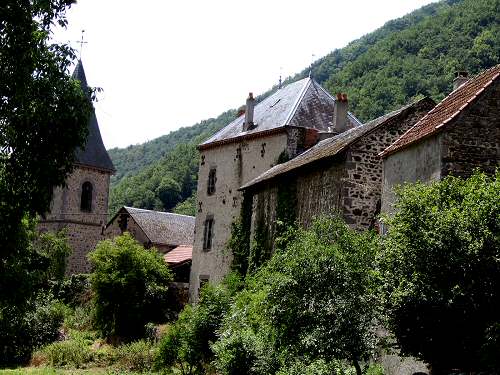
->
[441,80,499,178]
[189,131,290,301]
[38,165,111,273]
[105,213,150,246]
[381,135,442,216]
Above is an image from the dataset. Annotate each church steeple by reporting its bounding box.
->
[72,60,115,173]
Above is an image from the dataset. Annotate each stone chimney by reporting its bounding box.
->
[333,93,348,134]
[243,92,255,131]
[453,71,469,91]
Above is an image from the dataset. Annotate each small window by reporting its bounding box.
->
[203,216,214,251]
[207,168,216,195]
[80,181,93,212]
[199,275,210,297]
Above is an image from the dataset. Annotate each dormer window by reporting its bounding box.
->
[207,168,216,195]
[80,181,93,212]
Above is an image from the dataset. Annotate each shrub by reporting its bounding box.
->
[0,292,65,365]
[88,233,173,340]
[34,336,93,368]
[156,279,234,374]
[115,340,157,372]
[214,216,381,375]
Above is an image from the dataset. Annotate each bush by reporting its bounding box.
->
[156,279,234,374]
[34,336,93,368]
[88,233,173,340]
[53,273,91,307]
[115,340,157,372]
[214,216,381,375]
[0,292,65,365]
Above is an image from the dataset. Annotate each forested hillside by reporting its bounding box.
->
[108,0,499,216]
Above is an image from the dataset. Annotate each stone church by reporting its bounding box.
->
[190,64,500,301]
[38,60,115,274]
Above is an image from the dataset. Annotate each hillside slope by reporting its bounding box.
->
[108,0,499,216]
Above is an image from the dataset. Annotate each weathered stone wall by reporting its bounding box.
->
[381,135,442,216]
[344,106,432,229]
[441,80,499,178]
[189,132,289,301]
[38,165,111,273]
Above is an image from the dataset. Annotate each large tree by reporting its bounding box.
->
[381,171,500,372]
[0,0,91,258]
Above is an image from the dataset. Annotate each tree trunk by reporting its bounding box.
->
[353,359,362,375]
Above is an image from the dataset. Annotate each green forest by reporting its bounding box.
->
[108,0,500,216]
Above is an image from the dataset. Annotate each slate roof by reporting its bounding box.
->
[164,245,192,266]
[199,77,361,149]
[72,60,115,172]
[114,207,195,247]
[382,64,500,157]
[240,97,434,191]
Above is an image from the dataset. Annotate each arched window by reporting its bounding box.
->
[80,181,93,212]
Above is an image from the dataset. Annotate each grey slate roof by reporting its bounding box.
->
[200,77,361,148]
[240,97,434,190]
[72,60,115,173]
[121,207,195,247]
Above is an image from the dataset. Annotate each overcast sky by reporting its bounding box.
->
[52,0,436,149]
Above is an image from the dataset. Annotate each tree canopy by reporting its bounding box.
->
[380,171,500,372]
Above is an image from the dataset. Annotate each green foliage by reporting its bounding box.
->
[115,340,157,372]
[34,335,93,368]
[214,216,382,374]
[88,233,173,340]
[0,292,66,365]
[156,281,234,374]
[108,0,499,216]
[228,193,252,275]
[173,193,197,216]
[36,230,72,282]
[380,171,500,372]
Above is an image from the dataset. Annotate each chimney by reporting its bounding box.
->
[453,71,469,91]
[333,93,348,134]
[243,92,255,131]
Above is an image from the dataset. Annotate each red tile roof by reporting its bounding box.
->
[381,64,500,157]
[164,245,192,266]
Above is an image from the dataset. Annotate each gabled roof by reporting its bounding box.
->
[240,97,435,191]
[109,207,195,247]
[381,64,500,157]
[199,77,361,150]
[164,245,192,266]
[72,60,115,173]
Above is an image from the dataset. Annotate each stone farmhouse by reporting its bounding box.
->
[105,206,195,254]
[38,60,115,274]
[190,64,499,300]
[189,77,363,300]
[381,65,500,215]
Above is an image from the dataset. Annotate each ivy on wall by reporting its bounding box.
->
[228,192,252,275]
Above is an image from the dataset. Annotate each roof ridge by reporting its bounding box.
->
[125,206,195,218]
[284,78,312,126]
[381,64,500,157]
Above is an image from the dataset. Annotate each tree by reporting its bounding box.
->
[89,233,173,341]
[214,217,382,375]
[0,0,92,255]
[380,171,500,372]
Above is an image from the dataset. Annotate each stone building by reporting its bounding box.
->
[105,206,195,253]
[189,77,362,300]
[239,97,435,247]
[381,65,500,215]
[38,60,115,274]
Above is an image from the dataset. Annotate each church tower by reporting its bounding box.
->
[38,60,115,274]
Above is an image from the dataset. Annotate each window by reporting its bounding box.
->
[207,168,216,195]
[203,216,214,251]
[80,181,93,212]
[199,275,210,297]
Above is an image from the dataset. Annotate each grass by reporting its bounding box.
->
[0,367,160,374]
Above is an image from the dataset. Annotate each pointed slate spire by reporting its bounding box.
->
[72,60,115,173]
